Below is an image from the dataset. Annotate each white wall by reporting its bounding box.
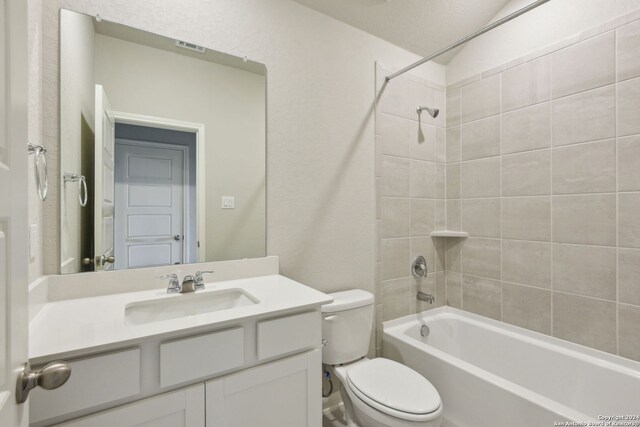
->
[447,0,640,84]
[38,0,445,295]
[94,34,266,262]
[59,10,95,273]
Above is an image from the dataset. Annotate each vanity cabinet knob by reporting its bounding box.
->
[16,361,71,404]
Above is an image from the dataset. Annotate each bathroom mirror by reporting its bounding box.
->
[59,9,266,274]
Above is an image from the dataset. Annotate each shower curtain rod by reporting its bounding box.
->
[385,0,552,82]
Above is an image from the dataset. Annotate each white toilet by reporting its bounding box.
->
[322,289,443,427]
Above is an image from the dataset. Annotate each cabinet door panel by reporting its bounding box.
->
[206,350,321,427]
[57,384,204,427]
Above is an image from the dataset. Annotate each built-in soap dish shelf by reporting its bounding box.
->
[430,230,469,238]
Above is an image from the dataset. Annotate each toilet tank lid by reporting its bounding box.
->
[322,289,374,313]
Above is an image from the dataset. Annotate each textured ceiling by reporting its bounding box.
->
[292,0,512,64]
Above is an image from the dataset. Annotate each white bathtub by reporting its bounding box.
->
[383,307,640,427]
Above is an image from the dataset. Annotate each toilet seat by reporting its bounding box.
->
[345,358,441,422]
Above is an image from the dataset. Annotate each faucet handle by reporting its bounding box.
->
[157,273,181,293]
[195,270,214,290]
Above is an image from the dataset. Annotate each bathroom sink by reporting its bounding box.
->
[125,289,260,325]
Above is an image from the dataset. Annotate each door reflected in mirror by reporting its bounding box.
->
[60,9,266,274]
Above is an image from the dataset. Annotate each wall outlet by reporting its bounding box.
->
[221,196,235,209]
[29,224,38,261]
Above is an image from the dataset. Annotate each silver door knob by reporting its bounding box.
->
[174,234,182,241]
[16,361,71,404]
[102,255,115,264]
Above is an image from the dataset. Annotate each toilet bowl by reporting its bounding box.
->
[322,290,442,427]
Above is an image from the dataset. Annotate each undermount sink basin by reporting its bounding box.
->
[125,288,260,325]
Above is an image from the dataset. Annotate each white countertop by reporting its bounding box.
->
[30,274,332,364]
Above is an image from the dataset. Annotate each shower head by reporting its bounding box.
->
[417,106,439,118]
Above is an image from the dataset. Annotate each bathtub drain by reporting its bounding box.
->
[420,324,430,337]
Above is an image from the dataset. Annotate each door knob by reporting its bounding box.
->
[174,235,182,241]
[16,361,71,404]
[82,257,93,265]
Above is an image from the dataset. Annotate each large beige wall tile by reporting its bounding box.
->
[410,160,435,198]
[553,244,616,300]
[502,282,551,334]
[446,271,462,309]
[618,77,640,137]
[446,126,461,163]
[461,115,501,160]
[552,85,615,146]
[552,139,616,194]
[553,292,616,353]
[381,198,410,238]
[411,236,436,274]
[461,198,501,238]
[617,19,640,82]
[551,31,614,98]
[462,275,501,320]
[618,135,640,191]
[435,163,446,199]
[382,238,410,280]
[618,249,640,306]
[553,194,616,246]
[446,88,461,127]
[461,74,500,123]
[380,76,410,119]
[502,102,551,154]
[445,240,462,273]
[461,157,500,198]
[381,155,410,197]
[619,192,640,248]
[446,199,461,231]
[502,240,551,288]
[502,150,551,196]
[462,237,501,279]
[619,303,640,362]
[378,113,410,157]
[502,197,551,241]
[411,199,435,237]
[502,56,550,112]
[411,122,435,161]
[446,163,461,199]
[382,277,411,321]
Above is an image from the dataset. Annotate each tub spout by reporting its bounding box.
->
[417,291,434,304]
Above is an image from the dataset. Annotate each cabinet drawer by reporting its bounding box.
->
[257,311,321,360]
[30,348,141,424]
[160,327,244,388]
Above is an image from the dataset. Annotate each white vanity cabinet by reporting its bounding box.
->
[205,350,321,427]
[31,309,325,426]
[49,350,320,427]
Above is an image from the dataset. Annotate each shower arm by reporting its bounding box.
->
[385,0,552,82]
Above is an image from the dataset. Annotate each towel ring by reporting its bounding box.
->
[63,173,88,207]
[28,143,48,201]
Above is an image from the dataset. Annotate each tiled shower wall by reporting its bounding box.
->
[444,14,640,361]
[374,64,447,354]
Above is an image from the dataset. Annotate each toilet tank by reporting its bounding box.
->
[322,289,375,365]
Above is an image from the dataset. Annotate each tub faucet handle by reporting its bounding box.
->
[412,255,428,277]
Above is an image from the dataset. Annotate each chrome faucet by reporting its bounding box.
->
[417,291,435,304]
[158,273,181,294]
[157,271,215,294]
[195,270,214,290]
